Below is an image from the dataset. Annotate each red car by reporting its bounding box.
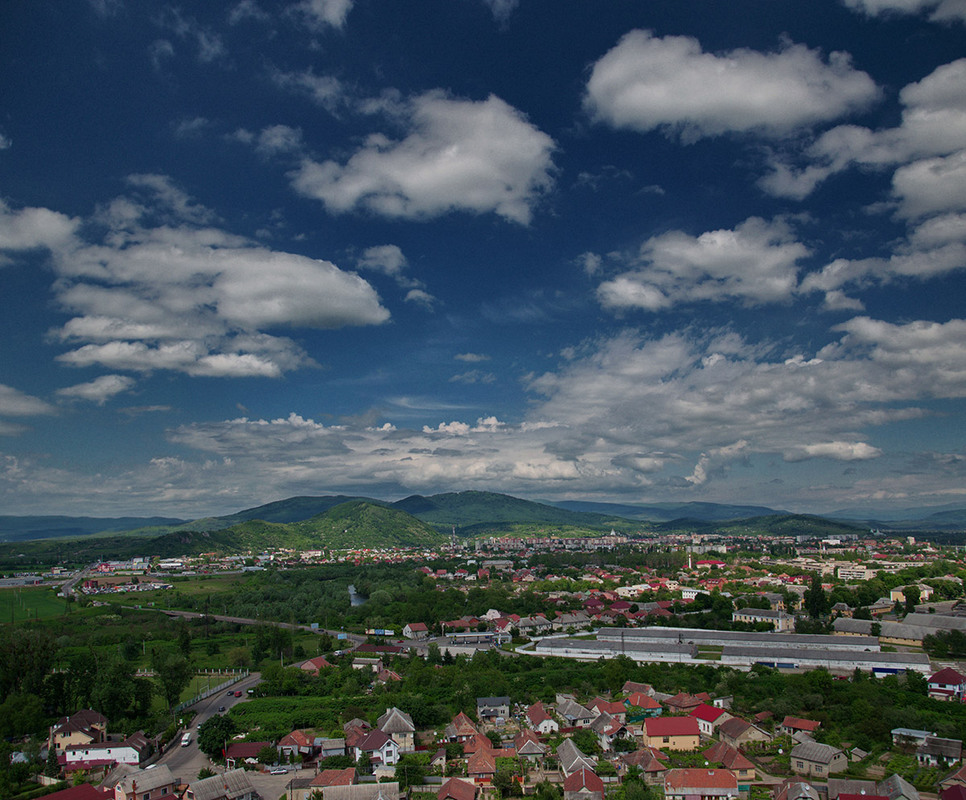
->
[235,691,242,697]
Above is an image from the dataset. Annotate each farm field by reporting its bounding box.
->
[0,586,68,622]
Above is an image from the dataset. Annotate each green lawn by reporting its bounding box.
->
[0,586,68,622]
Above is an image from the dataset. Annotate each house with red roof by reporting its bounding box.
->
[703,741,756,783]
[690,703,732,736]
[309,768,357,788]
[403,622,429,640]
[780,717,822,737]
[665,692,710,713]
[563,768,604,800]
[438,778,478,800]
[526,701,559,734]
[466,748,496,783]
[664,768,739,800]
[589,698,627,722]
[353,730,400,766]
[621,748,669,784]
[300,656,333,676]
[444,712,480,742]
[929,668,966,701]
[625,692,662,718]
[643,717,701,751]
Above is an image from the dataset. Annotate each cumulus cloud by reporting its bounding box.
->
[291,91,556,224]
[843,0,966,23]
[56,374,136,405]
[585,30,879,141]
[0,385,56,437]
[455,353,491,362]
[294,0,353,28]
[597,217,808,311]
[761,58,966,199]
[482,0,519,23]
[2,178,389,379]
[785,441,883,461]
[358,244,408,276]
[270,67,346,112]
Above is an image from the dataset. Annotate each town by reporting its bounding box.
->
[4,527,966,800]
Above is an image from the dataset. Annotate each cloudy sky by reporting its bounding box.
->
[2,0,966,518]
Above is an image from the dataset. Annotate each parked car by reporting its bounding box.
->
[270,767,287,775]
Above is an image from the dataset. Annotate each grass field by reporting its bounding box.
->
[0,586,68,622]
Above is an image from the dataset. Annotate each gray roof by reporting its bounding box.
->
[878,773,920,800]
[323,783,400,800]
[828,779,876,799]
[115,765,178,795]
[187,768,255,800]
[598,626,877,650]
[556,738,597,774]
[477,696,511,706]
[790,742,844,764]
[377,708,415,734]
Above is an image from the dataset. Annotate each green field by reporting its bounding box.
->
[0,586,68,622]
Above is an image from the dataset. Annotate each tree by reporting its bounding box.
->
[803,574,830,619]
[905,585,921,615]
[257,745,278,765]
[197,714,237,759]
[177,622,192,659]
[198,768,216,780]
[45,745,61,779]
[151,650,193,712]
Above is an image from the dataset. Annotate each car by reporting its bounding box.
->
[270,767,287,774]
[218,706,226,712]
[235,690,242,697]
[227,690,234,696]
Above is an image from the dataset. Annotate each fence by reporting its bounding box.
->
[173,669,250,714]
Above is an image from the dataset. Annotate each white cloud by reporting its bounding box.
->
[404,289,436,308]
[253,125,304,156]
[358,244,408,276]
[843,0,966,23]
[761,58,966,198]
[455,353,491,362]
[0,200,79,253]
[785,441,883,461]
[56,375,136,405]
[482,0,519,23]
[450,370,496,384]
[585,30,878,141]
[0,385,56,418]
[270,67,346,112]
[597,217,808,311]
[291,91,556,224]
[4,179,389,378]
[892,151,966,219]
[294,0,353,28]
[0,134,11,150]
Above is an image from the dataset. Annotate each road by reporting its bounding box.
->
[151,671,313,800]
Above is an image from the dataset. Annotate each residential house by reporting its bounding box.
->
[183,769,258,800]
[310,769,357,789]
[563,768,604,800]
[940,765,966,791]
[353,730,400,767]
[112,765,178,800]
[718,718,772,748]
[929,668,966,701]
[319,738,347,758]
[643,717,701,752]
[300,656,333,676]
[590,711,626,752]
[665,692,710,713]
[625,693,662,718]
[621,748,668,784]
[557,739,597,777]
[781,717,822,738]
[377,708,416,753]
[732,607,795,631]
[588,698,627,723]
[444,712,480,742]
[466,748,496,783]
[63,732,151,770]
[514,730,547,761]
[322,783,400,800]
[279,729,318,761]
[774,781,820,800]
[556,695,596,728]
[917,737,963,767]
[437,778,477,800]
[622,681,654,696]
[690,704,732,737]
[789,742,847,778]
[879,774,920,800]
[477,697,511,721]
[224,742,273,770]
[403,622,429,640]
[50,710,108,753]
[526,702,559,734]
[704,742,756,785]
[892,729,936,749]
[663,768,739,800]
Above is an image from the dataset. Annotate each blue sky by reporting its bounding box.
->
[1,0,966,518]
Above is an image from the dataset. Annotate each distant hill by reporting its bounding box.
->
[152,500,446,555]
[393,490,632,533]
[657,513,868,538]
[177,495,380,532]
[0,515,185,542]
[547,500,786,523]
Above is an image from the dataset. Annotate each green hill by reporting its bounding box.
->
[393,490,631,533]
[654,513,866,538]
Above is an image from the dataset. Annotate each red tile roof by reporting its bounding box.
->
[645,716,701,738]
[563,768,604,794]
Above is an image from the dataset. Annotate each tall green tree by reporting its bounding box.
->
[151,650,193,712]
[803,574,830,618]
[197,714,237,759]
